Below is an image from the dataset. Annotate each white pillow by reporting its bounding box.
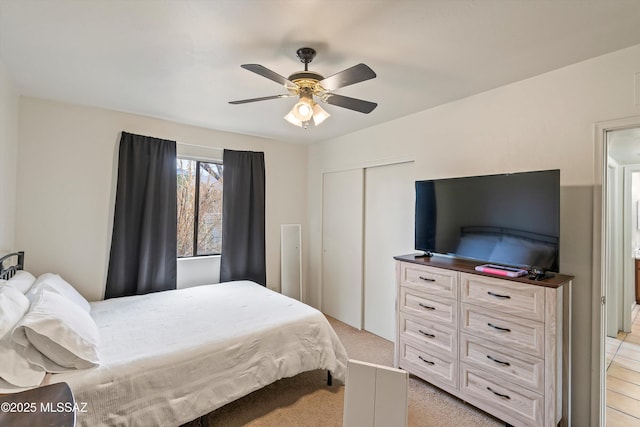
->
[6,271,36,294]
[455,234,499,259]
[489,236,557,269]
[27,273,90,313]
[0,332,46,387]
[0,285,30,338]
[13,290,100,371]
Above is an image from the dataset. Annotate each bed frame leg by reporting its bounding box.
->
[327,371,333,386]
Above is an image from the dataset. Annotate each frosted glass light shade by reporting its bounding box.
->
[284,111,303,127]
[312,104,330,126]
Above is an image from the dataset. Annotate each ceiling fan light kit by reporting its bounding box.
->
[229,47,377,129]
[284,88,331,129]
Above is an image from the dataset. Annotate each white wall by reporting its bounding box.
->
[307,44,640,427]
[0,60,18,253]
[15,97,308,301]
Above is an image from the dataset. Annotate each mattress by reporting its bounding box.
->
[45,281,348,426]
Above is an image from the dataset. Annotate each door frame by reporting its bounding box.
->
[592,115,640,426]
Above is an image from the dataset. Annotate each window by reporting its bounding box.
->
[176,158,223,257]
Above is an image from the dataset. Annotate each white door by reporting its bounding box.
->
[322,169,364,329]
[364,162,415,341]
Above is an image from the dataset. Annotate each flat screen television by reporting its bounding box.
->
[415,169,560,272]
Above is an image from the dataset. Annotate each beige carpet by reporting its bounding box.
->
[184,316,503,427]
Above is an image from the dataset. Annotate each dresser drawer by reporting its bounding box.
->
[461,365,543,427]
[461,303,544,357]
[461,273,545,322]
[400,287,457,327]
[460,334,544,393]
[400,312,457,357]
[398,338,457,390]
[400,263,458,299]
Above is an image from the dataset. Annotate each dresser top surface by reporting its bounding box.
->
[394,253,574,288]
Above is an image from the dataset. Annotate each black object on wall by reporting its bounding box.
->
[105,132,177,298]
[220,149,266,286]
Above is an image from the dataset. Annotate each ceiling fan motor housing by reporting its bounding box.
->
[296,47,316,67]
[288,70,324,82]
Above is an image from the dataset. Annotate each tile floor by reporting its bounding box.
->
[606,304,640,426]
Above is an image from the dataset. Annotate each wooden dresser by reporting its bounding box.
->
[394,254,573,427]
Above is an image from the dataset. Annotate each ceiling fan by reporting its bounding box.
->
[229,47,377,128]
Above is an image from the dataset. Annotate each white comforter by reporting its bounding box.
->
[46,281,348,427]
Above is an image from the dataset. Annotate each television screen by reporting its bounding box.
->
[415,169,560,271]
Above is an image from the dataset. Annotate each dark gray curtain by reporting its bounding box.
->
[220,149,266,286]
[105,132,177,298]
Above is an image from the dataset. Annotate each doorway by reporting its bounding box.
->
[601,125,640,424]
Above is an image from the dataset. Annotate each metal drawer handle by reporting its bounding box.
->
[418,355,435,365]
[487,291,511,299]
[419,303,436,311]
[419,275,436,282]
[487,323,511,333]
[486,387,511,400]
[487,355,511,366]
[418,329,435,338]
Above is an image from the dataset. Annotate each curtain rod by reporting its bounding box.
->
[176,141,224,151]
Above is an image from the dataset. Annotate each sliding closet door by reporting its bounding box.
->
[322,169,364,329]
[364,162,415,341]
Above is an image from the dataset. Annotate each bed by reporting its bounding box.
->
[0,252,348,426]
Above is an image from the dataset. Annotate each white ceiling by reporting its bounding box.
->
[2,0,640,144]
